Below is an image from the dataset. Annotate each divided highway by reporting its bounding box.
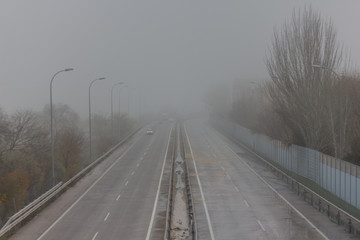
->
[9,119,356,240]
[10,122,173,240]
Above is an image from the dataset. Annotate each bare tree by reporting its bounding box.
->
[0,110,47,159]
[265,6,346,155]
[56,128,84,180]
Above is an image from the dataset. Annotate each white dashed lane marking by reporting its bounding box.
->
[92,232,98,240]
[116,194,121,201]
[104,212,110,222]
[257,220,266,231]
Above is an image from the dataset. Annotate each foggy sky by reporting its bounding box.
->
[0,0,359,118]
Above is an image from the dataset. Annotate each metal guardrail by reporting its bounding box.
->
[0,182,63,235]
[212,121,360,236]
[181,125,197,240]
[64,126,141,188]
[212,116,360,210]
[245,138,360,235]
[0,126,142,239]
[164,126,176,240]
[164,123,197,240]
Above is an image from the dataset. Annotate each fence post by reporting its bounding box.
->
[357,165,358,208]
[349,218,352,233]
[297,182,300,196]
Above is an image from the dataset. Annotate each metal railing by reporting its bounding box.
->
[0,126,142,239]
[181,125,197,240]
[211,116,360,235]
[164,127,176,240]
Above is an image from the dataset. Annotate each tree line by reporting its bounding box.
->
[206,6,360,165]
[0,103,135,226]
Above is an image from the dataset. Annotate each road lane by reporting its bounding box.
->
[185,119,327,240]
[10,122,173,240]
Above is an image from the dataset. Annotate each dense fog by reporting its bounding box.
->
[0,0,358,118]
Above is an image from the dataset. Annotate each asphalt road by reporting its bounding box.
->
[10,122,173,240]
[184,119,329,240]
[10,118,355,240]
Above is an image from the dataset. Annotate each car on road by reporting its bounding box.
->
[146,128,154,135]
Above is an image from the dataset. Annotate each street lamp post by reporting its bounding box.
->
[127,88,130,117]
[50,68,74,186]
[312,64,343,159]
[118,85,128,138]
[89,77,106,162]
[111,82,124,141]
[138,92,142,122]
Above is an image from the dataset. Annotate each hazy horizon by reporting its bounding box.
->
[0,0,359,118]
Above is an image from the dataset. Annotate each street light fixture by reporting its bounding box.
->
[50,68,74,186]
[111,82,124,141]
[312,64,343,159]
[89,77,106,162]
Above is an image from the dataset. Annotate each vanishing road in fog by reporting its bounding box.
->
[10,120,354,240]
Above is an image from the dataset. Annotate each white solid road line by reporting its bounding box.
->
[104,212,110,222]
[223,140,330,240]
[184,125,216,240]
[257,220,266,232]
[91,232,98,240]
[36,136,139,240]
[116,194,121,201]
[145,126,173,240]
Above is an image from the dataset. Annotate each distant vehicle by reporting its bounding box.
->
[146,128,154,135]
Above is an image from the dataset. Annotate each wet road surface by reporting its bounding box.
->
[185,119,329,240]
